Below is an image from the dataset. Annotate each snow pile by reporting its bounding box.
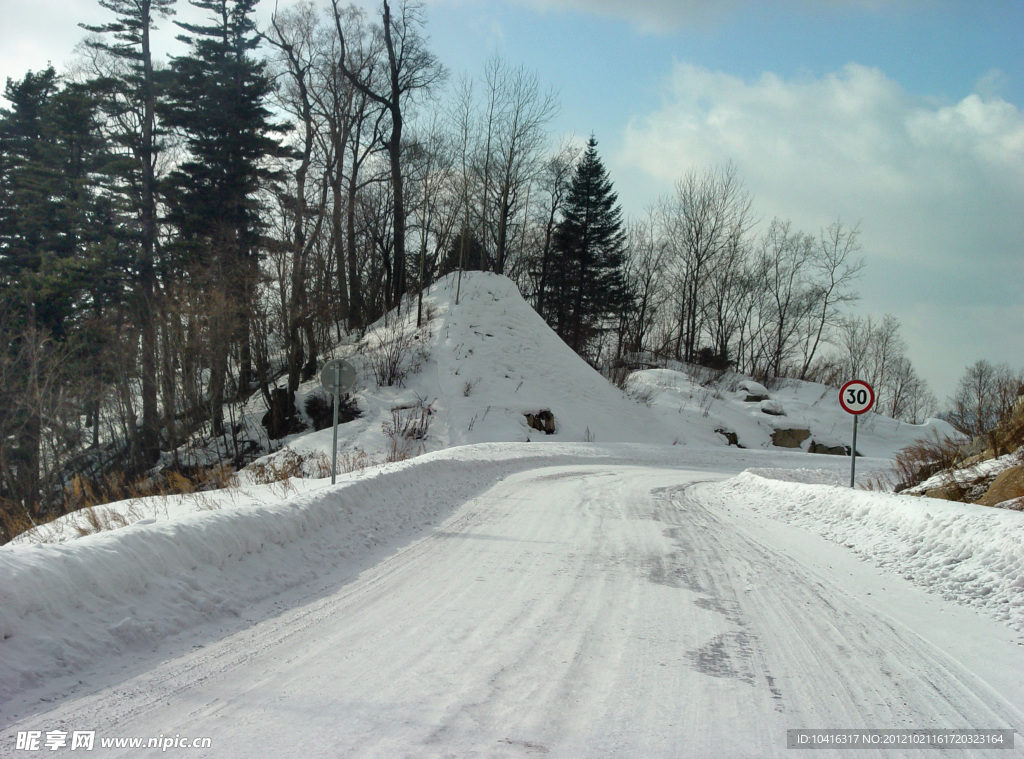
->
[289,272,682,461]
[0,442,663,701]
[695,472,1024,633]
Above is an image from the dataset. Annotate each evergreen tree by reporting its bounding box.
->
[161,0,287,433]
[545,136,629,357]
[82,0,177,466]
[0,69,119,513]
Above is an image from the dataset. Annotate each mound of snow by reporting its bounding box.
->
[283,272,681,468]
[695,472,1024,634]
[0,443,666,699]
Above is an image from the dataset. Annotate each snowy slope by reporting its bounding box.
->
[626,365,956,457]
[281,271,951,468]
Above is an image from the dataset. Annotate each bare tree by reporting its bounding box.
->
[621,210,668,357]
[796,219,864,379]
[331,0,445,309]
[405,113,459,324]
[474,56,558,275]
[754,218,816,378]
[263,1,333,412]
[829,313,936,423]
[657,163,753,364]
[947,360,1023,436]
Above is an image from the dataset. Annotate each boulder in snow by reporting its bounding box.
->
[771,428,810,449]
[738,380,770,402]
[809,440,849,456]
[525,410,556,435]
[977,466,1024,507]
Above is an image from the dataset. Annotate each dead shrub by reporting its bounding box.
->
[383,399,433,462]
[363,306,433,388]
[890,430,964,492]
[248,449,331,485]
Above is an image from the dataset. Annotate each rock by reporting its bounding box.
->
[716,429,741,447]
[925,483,963,501]
[760,400,785,416]
[809,440,849,456]
[525,410,556,435]
[739,380,770,402]
[771,428,810,449]
[977,466,1024,507]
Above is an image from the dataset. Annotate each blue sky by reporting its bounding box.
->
[3,0,1022,402]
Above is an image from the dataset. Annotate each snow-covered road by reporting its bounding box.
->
[4,463,1021,758]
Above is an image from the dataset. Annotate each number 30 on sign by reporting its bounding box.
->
[839,379,875,415]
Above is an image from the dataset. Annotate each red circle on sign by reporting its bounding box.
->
[839,380,875,415]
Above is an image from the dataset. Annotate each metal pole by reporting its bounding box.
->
[850,415,859,488]
[331,384,339,485]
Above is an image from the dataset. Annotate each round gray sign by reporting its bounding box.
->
[320,358,357,392]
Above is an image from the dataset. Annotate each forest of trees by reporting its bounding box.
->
[1,0,1004,537]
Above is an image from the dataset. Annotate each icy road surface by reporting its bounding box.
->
[4,464,1023,758]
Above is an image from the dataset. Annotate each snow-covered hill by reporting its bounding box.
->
[280,271,952,468]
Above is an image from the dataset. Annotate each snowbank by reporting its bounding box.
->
[694,472,1024,634]
[0,443,663,701]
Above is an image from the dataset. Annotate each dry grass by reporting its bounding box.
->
[0,503,40,545]
[887,430,964,493]
[338,449,374,473]
[75,500,144,537]
[383,400,433,463]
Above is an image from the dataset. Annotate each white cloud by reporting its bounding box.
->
[619,62,1024,398]
[623,62,1024,263]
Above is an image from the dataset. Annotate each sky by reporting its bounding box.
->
[2,0,1022,404]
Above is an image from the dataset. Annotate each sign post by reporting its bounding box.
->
[839,379,875,488]
[320,359,357,484]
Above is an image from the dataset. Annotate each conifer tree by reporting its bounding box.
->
[0,69,116,512]
[545,136,629,357]
[161,0,287,433]
[82,0,176,466]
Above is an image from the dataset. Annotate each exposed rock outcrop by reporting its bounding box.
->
[809,440,849,456]
[771,428,810,449]
[977,466,1024,507]
[525,410,556,435]
[716,429,741,447]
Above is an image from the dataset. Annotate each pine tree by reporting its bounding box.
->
[0,69,119,513]
[161,0,287,433]
[82,0,177,466]
[545,136,629,357]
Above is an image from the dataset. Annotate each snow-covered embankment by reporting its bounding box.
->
[694,471,1024,634]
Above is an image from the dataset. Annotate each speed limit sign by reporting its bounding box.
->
[840,379,874,488]
[839,379,875,415]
